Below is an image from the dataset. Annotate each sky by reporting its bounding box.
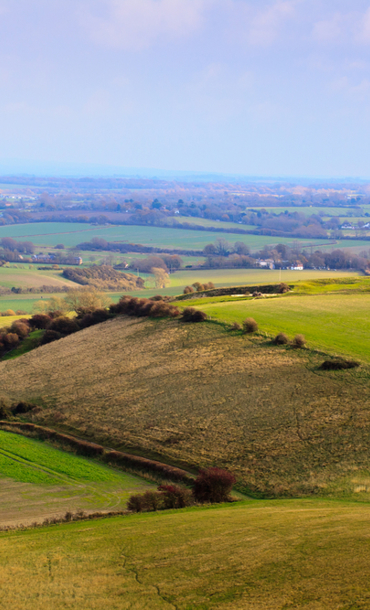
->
[1,0,370,178]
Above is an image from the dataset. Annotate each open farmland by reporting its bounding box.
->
[0,266,78,290]
[2,499,370,609]
[0,221,343,250]
[0,431,153,526]
[2,317,370,498]
[185,291,370,363]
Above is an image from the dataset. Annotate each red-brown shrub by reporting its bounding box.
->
[193,467,236,503]
[127,494,146,513]
[29,314,52,329]
[2,333,20,348]
[48,317,80,335]
[10,321,30,338]
[40,329,62,345]
[158,484,193,509]
[274,332,289,345]
[292,334,306,348]
[243,317,258,333]
[183,285,195,294]
[182,307,207,323]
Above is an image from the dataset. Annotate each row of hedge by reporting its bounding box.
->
[0,296,208,357]
[0,421,194,483]
[128,468,237,513]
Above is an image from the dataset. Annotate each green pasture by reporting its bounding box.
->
[190,291,370,362]
[167,215,255,230]
[0,265,77,289]
[0,431,138,485]
[245,205,367,216]
[0,221,342,251]
[3,499,370,609]
[0,432,154,521]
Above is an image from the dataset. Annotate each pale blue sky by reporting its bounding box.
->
[1,0,370,178]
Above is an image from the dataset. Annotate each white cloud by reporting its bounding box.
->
[358,6,370,44]
[247,0,299,46]
[80,0,207,51]
[312,13,344,43]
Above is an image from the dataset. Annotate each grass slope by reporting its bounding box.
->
[2,499,370,609]
[1,317,370,498]
[184,291,370,362]
[0,431,154,525]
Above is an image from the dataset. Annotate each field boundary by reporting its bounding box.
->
[0,421,195,484]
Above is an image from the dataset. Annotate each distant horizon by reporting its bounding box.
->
[0,159,368,185]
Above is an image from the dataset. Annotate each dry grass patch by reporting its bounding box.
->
[1,317,370,497]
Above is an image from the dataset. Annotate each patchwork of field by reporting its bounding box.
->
[0,431,154,526]
[2,499,370,609]
[2,317,370,498]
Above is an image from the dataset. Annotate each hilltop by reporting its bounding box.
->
[1,315,370,498]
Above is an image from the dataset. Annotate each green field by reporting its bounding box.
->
[0,221,342,251]
[0,431,154,525]
[0,265,77,290]
[2,499,370,609]
[187,290,370,362]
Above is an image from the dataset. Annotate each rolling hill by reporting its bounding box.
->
[1,316,370,498]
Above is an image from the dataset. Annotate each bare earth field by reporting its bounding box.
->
[2,316,370,498]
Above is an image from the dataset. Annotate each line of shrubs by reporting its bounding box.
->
[184,281,215,294]
[0,422,193,483]
[228,319,307,348]
[127,467,237,513]
[0,296,209,357]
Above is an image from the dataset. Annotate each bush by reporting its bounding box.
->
[127,494,146,513]
[141,490,163,511]
[79,308,111,329]
[4,309,15,316]
[292,334,306,348]
[182,307,207,323]
[48,316,80,336]
[274,332,289,345]
[29,313,52,329]
[193,467,236,504]
[2,333,19,348]
[15,310,27,315]
[183,285,195,294]
[40,329,62,345]
[319,359,360,370]
[230,322,242,331]
[278,282,290,294]
[158,484,193,509]
[12,401,36,415]
[10,321,30,338]
[243,318,258,333]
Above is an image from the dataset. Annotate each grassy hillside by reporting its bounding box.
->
[0,431,154,526]
[2,499,370,609]
[182,291,370,362]
[1,316,370,498]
